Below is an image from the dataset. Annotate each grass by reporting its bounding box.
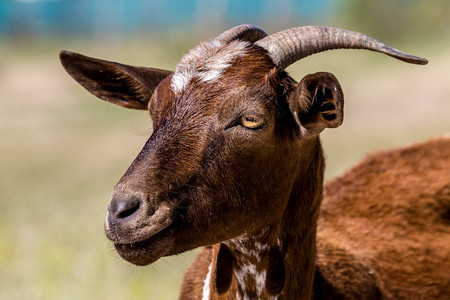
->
[0,36,448,299]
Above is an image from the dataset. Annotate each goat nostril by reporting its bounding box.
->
[109,195,142,221]
[117,202,140,219]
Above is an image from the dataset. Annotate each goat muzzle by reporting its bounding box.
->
[105,192,175,245]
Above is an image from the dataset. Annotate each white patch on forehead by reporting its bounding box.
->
[201,262,212,300]
[170,39,250,95]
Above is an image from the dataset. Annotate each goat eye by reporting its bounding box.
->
[240,115,264,129]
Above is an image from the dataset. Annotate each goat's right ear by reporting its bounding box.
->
[289,72,344,138]
[59,50,172,110]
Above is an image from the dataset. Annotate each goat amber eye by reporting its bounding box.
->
[241,115,264,129]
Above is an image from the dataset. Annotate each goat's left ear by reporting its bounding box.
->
[59,50,172,110]
[289,72,344,138]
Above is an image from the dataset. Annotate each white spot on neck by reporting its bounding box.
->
[201,262,212,300]
[225,228,276,299]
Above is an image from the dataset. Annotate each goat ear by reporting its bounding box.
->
[289,72,344,137]
[59,50,172,110]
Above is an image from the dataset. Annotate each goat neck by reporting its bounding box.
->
[201,139,324,299]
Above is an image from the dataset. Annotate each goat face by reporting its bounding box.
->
[60,25,425,266]
[60,41,343,265]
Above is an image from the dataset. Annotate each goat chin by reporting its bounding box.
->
[114,230,175,266]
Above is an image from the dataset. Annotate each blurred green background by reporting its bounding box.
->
[1,0,449,299]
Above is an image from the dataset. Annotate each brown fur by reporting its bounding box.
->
[316,136,450,299]
[180,137,450,299]
[59,28,448,299]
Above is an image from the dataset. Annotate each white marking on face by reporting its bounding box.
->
[170,39,250,95]
[170,69,192,96]
[201,262,212,300]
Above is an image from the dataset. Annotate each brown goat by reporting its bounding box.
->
[60,25,449,299]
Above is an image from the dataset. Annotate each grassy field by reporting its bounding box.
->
[0,36,448,299]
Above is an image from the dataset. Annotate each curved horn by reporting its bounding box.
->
[215,24,268,44]
[255,26,428,70]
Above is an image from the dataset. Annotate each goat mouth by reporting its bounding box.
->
[114,223,175,266]
[111,202,192,265]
